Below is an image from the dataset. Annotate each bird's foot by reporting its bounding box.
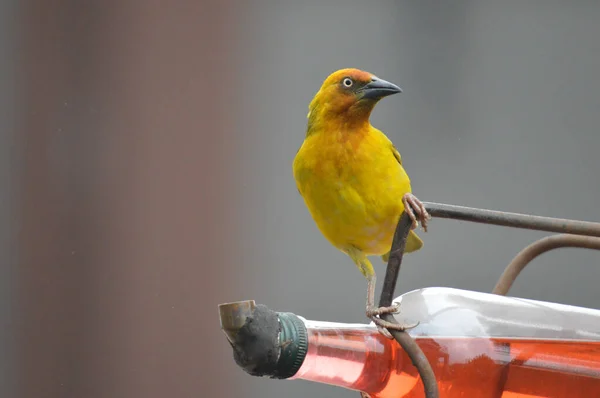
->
[402,193,431,232]
[366,304,419,339]
[367,303,400,317]
[360,393,371,398]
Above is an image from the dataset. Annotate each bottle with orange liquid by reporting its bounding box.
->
[219,288,600,398]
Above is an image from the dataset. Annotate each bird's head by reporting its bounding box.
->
[307,68,402,132]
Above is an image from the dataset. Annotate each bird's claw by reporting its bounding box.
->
[375,324,395,339]
[366,303,400,317]
[402,193,431,232]
[366,304,419,339]
[371,317,420,339]
[360,392,372,398]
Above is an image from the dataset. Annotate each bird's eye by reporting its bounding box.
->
[342,77,353,88]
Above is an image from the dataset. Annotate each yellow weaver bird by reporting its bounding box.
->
[293,68,430,337]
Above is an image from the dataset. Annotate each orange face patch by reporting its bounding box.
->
[310,69,376,118]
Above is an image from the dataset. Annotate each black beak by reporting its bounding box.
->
[360,76,402,100]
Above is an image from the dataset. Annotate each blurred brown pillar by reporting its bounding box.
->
[16,1,239,397]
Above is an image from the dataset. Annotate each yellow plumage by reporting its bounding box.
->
[293,68,428,335]
[293,123,423,259]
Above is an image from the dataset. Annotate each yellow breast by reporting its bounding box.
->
[293,127,412,255]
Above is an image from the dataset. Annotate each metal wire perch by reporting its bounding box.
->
[377,201,600,398]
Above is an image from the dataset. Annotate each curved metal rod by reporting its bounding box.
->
[493,234,600,295]
[379,211,439,398]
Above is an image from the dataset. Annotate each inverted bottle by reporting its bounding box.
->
[219,287,600,398]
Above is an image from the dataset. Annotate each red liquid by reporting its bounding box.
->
[291,325,600,397]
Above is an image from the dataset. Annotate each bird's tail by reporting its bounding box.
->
[381,230,423,263]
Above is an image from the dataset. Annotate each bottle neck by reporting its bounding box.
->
[289,319,395,392]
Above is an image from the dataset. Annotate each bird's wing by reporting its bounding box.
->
[391,144,402,165]
[293,148,306,197]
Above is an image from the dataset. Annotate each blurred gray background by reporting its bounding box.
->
[4,1,600,398]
